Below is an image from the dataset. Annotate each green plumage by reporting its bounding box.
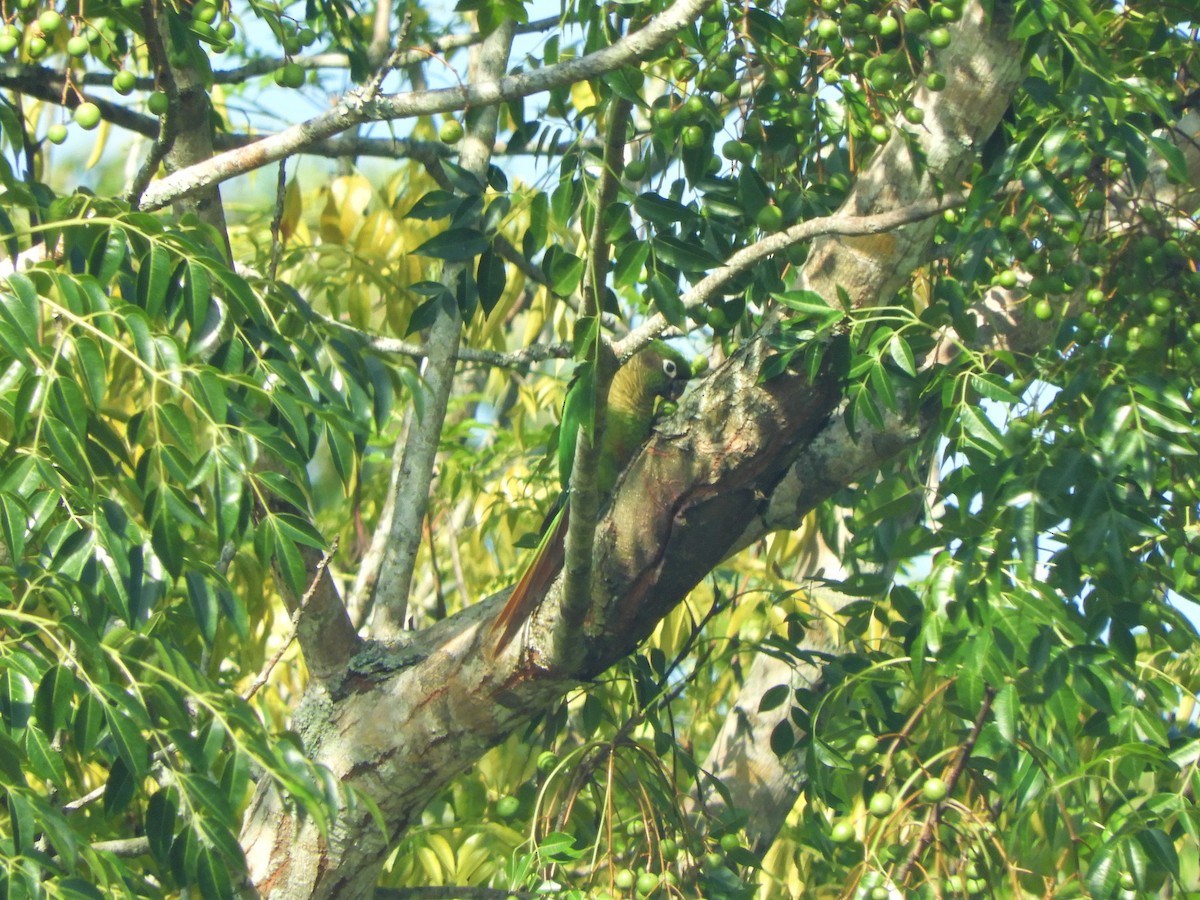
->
[489,341,693,653]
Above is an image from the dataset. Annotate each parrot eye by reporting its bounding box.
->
[662,359,677,378]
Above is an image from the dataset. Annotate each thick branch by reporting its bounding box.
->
[559,98,634,660]
[369,22,516,640]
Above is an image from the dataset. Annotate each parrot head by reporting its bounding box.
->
[637,340,693,403]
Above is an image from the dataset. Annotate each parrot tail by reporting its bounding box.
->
[488,503,570,656]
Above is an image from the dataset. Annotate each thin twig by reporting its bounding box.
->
[613,189,982,361]
[894,684,997,886]
[268,160,288,282]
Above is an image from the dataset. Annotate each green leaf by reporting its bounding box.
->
[23,724,67,788]
[146,788,179,863]
[544,246,585,296]
[1135,828,1179,879]
[71,334,107,409]
[648,271,686,328]
[137,243,173,318]
[412,228,488,261]
[186,571,218,645]
[0,274,41,363]
[0,731,25,785]
[100,688,149,779]
[34,664,75,734]
[994,682,1018,744]
[6,787,34,852]
[0,492,27,561]
[406,189,460,220]
[196,846,236,900]
[758,683,789,713]
[92,226,129,285]
[652,234,719,275]
[476,248,507,315]
[887,334,916,377]
[103,756,136,815]
[634,192,692,227]
[769,720,794,757]
[613,240,649,289]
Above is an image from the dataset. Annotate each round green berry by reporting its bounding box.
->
[928,26,952,48]
[922,777,949,802]
[830,820,855,844]
[148,91,169,115]
[47,123,68,144]
[73,101,101,130]
[756,205,784,232]
[904,7,931,33]
[868,792,894,817]
[37,10,62,34]
[112,70,136,94]
[854,734,879,755]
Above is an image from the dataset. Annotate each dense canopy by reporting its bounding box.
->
[0,0,1198,897]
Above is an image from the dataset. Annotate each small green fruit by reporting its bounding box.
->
[928,26,952,48]
[830,820,855,844]
[494,795,519,819]
[73,102,101,130]
[276,62,304,88]
[868,792,894,817]
[903,105,926,124]
[1033,298,1053,321]
[869,123,890,144]
[0,32,18,55]
[614,869,635,890]
[148,91,169,115]
[113,70,136,94]
[718,833,740,852]
[660,837,679,861]
[192,2,217,23]
[854,734,879,755]
[439,118,463,144]
[37,10,62,34]
[921,777,949,802]
[217,20,236,39]
[635,872,659,895]
[722,139,753,163]
[681,124,705,149]
[925,72,947,91]
[67,34,89,56]
[904,7,931,33]
[47,123,68,144]
[120,0,142,8]
[756,205,784,233]
[536,750,557,773]
[624,159,647,181]
[26,36,48,58]
[672,57,698,81]
[995,269,1019,289]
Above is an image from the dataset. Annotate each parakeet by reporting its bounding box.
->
[489,341,694,654]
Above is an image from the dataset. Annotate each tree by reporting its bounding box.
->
[0,0,1198,896]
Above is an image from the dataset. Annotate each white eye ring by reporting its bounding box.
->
[663,359,677,378]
